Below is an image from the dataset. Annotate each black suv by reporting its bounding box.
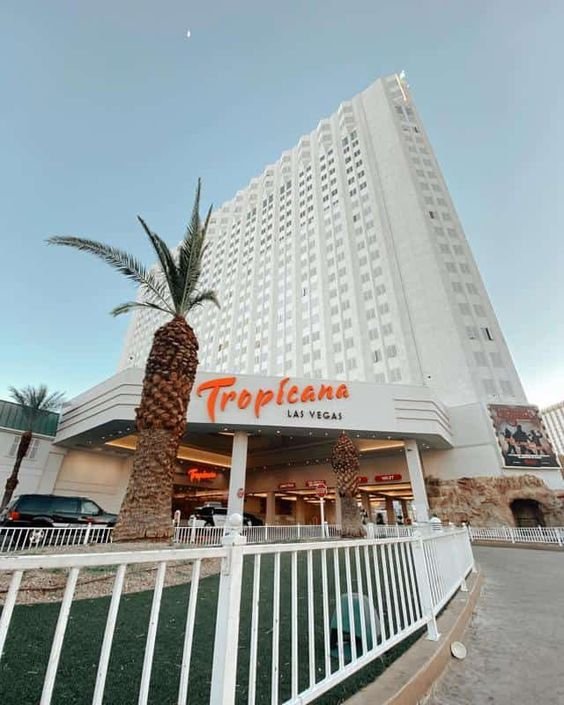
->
[0,494,117,528]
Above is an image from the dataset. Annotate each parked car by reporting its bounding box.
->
[0,494,117,529]
[189,505,264,528]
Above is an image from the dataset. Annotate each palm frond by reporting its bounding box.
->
[9,385,65,428]
[110,300,174,317]
[136,218,182,310]
[177,183,213,312]
[187,289,220,311]
[47,236,171,310]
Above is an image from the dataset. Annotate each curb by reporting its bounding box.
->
[471,540,563,552]
[344,571,483,705]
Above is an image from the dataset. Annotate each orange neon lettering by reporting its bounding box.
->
[221,390,237,411]
[276,377,290,405]
[318,384,334,400]
[300,385,316,403]
[255,389,274,417]
[335,384,349,399]
[287,385,299,403]
[196,377,237,423]
[238,389,252,409]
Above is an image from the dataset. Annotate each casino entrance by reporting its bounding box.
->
[104,429,428,526]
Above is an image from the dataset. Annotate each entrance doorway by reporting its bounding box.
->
[510,499,545,527]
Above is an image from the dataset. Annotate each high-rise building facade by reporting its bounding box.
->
[120,72,524,410]
[541,401,564,456]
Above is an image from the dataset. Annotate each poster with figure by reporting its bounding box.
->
[488,404,560,469]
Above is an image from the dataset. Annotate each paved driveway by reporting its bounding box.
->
[426,546,564,705]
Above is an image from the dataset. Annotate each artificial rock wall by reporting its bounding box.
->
[425,474,564,527]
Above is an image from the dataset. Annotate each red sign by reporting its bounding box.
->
[357,476,368,484]
[187,468,218,483]
[374,474,402,482]
[278,482,296,490]
[316,484,328,498]
[306,480,326,488]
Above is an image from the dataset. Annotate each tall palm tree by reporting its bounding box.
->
[48,180,219,541]
[1,385,65,510]
[331,432,365,538]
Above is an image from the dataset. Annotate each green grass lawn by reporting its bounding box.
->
[0,547,423,705]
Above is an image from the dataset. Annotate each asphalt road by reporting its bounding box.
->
[425,546,564,705]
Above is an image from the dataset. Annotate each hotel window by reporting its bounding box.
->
[373,349,381,362]
[459,303,471,315]
[335,362,344,374]
[366,309,376,320]
[490,352,503,367]
[8,436,40,459]
[482,379,496,395]
[473,304,486,317]
[347,358,358,371]
[389,368,402,382]
[500,380,514,396]
[386,345,397,358]
[481,327,494,341]
[474,351,487,366]
[466,326,478,340]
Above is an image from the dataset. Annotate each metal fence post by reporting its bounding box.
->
[210,524,246,705]
[411,532,440,641]
[510,527,515,544]
[83,523,92,546]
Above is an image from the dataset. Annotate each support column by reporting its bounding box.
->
[226,432,249,518]
[334,492,343,527]
[400,499,409,522]
[361,492,372,521]
[295,496,306,525]
[266,491,276,525]
[404,439,430,523]
[385,497,395,525]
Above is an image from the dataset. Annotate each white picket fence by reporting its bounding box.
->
[0,527,474,705]
[0,524,113,553]
[174,523,342,547]
[0,523,343,554]
[468,525,564,546]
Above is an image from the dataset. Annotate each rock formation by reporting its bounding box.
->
[425,474,564,526]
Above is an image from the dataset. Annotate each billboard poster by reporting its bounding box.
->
[488,404,560,469]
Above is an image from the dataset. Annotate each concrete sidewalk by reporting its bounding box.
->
[425,546,564,705]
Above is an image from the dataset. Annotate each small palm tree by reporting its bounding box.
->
[48,180,219,541]
[1,385,65,510]
[331,432,365,538]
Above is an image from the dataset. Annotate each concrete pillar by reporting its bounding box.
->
[401,499,409,522]
[385,497,395,525]
[295,496,306,525]
[404,439,430,523]
[361,492,372,521]
[266,491,276,525]
[334,493,343,527]
[226,432,248,518]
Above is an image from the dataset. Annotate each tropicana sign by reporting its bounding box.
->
[196,376,350,423]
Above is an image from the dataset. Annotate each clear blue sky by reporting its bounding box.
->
[1,1,563,407]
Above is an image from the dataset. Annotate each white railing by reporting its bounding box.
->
[0,524,113,553]
[173,523,342,546]
[0,528,474,705]
[469,526,564,546]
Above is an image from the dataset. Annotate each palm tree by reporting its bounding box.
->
[48,180,219,541]
[331,432,365,538]
[1,385,65,510]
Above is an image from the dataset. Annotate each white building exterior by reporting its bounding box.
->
[45,73,564,526]
[542,401,564,456]
[119,72,525,410]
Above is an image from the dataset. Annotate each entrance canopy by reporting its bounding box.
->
[55,368,453,449]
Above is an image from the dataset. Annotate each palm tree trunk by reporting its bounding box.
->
[1,430,32,510]
[331,433,365,538]
[113,316,198,542]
